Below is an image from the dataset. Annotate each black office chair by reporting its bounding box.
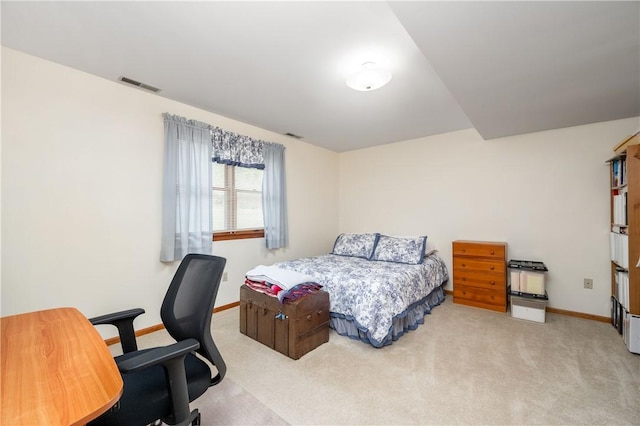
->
[89,254,227,426]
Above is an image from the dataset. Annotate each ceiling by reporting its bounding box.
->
[2,1,638,152]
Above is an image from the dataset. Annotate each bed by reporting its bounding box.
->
[273,233,449,348]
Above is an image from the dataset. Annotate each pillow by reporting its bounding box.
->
[331,233,380,259]
[371,235,427,264]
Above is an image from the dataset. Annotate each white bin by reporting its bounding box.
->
[511,295,546,323]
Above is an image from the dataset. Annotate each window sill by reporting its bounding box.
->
[213,229,264,241]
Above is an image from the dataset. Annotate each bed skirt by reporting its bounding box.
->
[329,283,447,348]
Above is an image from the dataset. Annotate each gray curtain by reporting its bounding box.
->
[262,142,288,249]
[160,113,213,262]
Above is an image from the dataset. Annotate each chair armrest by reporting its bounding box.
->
[116,339,200,373]
[117,339,201,426]
[90,308,145,325]
[89,308,145,354]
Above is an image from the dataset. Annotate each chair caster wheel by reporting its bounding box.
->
[191,413,201,426]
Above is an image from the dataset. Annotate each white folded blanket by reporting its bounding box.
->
[246,265,316,290]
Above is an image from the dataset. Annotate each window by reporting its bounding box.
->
[212,162,264,241]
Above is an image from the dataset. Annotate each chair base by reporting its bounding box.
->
[89,352,210,426]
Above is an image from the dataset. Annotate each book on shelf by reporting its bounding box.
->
[612,189,628,226]
[611,157,627,187]
[615,269,630,311]
[610,231,629,269]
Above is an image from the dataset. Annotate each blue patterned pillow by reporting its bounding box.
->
[371,235,427,264]
[331,233,380,259]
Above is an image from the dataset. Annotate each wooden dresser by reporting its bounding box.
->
[452,240,508,312]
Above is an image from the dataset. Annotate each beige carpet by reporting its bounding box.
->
[191,378,287,425]
[123,297,640,425]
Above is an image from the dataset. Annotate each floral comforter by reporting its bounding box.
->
[274,252,449,346]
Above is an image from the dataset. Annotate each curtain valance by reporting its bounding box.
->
[211,127,266,169]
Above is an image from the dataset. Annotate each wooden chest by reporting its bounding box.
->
[452,240,508,312]
[239,285,330,359]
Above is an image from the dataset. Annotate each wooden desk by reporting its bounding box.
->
[1,307,123,426]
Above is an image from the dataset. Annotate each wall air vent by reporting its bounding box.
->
[284,132,303,139]
[118,76,161,93]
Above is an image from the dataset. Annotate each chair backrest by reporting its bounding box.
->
[161,254,227,385]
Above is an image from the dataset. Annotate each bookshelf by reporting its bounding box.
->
[609,133,639,354]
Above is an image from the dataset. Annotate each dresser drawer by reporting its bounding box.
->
[452,241,506,260]
[453,257,505,274]
[454,285,506,307]
[453,270,505,291]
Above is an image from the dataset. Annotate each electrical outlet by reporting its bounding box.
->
[222,271,228,282]
[584,278,593,289]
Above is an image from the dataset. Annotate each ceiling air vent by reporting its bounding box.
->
[118,76,161,93]
[284,132,303,139]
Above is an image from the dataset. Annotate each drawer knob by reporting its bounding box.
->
[490,250,495,255]
[462,263,466,268]
[462,277,466,281]
[490,266,495,270]
[490,281,495,285]
[461,249,466,253]
[306,315,312,321]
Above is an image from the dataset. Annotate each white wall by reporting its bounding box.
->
[339,119,639,317]
[3,47,638,328]
[1,48,339,337]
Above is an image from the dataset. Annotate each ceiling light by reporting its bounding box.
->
[346,62,392,91]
